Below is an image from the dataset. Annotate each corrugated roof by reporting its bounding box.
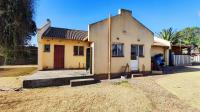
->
[42,27,88,41]
[153,37,171,47]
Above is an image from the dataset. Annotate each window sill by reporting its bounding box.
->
[74,55,84,56]
[112,56,124,58]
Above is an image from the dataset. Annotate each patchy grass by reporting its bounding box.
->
[0,67,37,77]
[0,67,37,89]
[157,67,200,110]
[1,66,200,111]
[0,77,22,89]
[0,82,153,112]
[113,80,128,85]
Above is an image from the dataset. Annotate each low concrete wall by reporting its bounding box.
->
[23,75,94,88]
[23,77,71,88]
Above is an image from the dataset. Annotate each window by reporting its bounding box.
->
[44,44,50,52]
[79,46,84,55]
[74,46,78,55]
[112,43,124,57]
[74,46,84,56]
[131,45,138,60]
[139,45,144,57]
[131,45,144,60]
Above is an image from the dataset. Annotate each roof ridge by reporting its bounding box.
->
[43,27,51,36]
[50,27,88,32]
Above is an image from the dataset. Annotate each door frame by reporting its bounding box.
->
[130,44,140,71]
[86,47,90,70]
[86,47,92,74]
[54,45,65,69]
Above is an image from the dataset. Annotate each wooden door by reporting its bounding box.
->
[86,48,90,70]
[54,45,65,69]
[86,47,92,74]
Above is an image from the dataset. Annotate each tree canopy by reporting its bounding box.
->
[157,27,181,44]
[0,0,36,64]
[179,27,200,47]
[158,27,200,49]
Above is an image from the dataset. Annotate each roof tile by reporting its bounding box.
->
[42,27,88,41]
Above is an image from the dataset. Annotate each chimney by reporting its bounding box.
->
[37,19,51,39]
[118,9,132,16]
[46,18,51,26]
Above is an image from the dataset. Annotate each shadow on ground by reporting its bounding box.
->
[163,65,200,74]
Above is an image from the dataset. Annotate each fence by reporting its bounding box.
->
[191,54,200,63]
[0,46,38,65]
[172,54,200,66]
[173,55,191,66]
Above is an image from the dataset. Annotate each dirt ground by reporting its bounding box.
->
[0,67,37,77]
[157,66,200,110]
[130,76,199,112]
[0,67,37,90]
[0,77,22,89]
[0,81,153,112]
[0,66,200,112]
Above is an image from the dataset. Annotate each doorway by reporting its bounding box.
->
[130,45,139,71]
[54,45,65,69]
[86,47,92,74]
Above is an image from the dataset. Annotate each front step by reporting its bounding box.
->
[23,75,94,88]
[70,78,100,87]
[132,73,143,77]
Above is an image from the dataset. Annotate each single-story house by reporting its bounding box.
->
[152,37,171,65]
[171,44,191,55]
[37,9,170,79]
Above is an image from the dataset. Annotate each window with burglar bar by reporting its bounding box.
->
[112,43,124,57]
[74,46,84,56]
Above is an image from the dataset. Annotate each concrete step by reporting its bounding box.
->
[70,78,100,87]
[132,74,143,77]
[23,75,94,88]
[70,75,94,80]
[23,77,71,88]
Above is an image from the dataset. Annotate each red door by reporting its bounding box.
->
[54,45,65,69]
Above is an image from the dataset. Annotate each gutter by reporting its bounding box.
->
[108,14,112,79]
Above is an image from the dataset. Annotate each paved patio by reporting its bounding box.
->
[0,65,38,68]
[24,70,91,80]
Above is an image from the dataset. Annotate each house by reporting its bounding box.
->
[37,21,89,70]
[171,44,191,55]
[37,9,170,79]
[152,37,170,65]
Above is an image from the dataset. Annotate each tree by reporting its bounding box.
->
[179,27,200,47]
[0,0,36,64]
[157,27,181,44]
[178,27,200,53]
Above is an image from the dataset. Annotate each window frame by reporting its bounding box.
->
[112,43,124,57]
[44,44,50,52]
[74,46,84,56]
[139,45,144,57]
[131,45,138,60]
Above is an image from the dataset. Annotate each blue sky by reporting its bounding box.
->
[32,0,200,46]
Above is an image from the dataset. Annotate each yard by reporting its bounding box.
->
[157,66,200,110]
[0,81,153,112]
[0,66,200,112]
[0,67,37,77]
[0,67,37,89]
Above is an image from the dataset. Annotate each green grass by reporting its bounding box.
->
[0,67,37,77]
[157,67,200,110]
